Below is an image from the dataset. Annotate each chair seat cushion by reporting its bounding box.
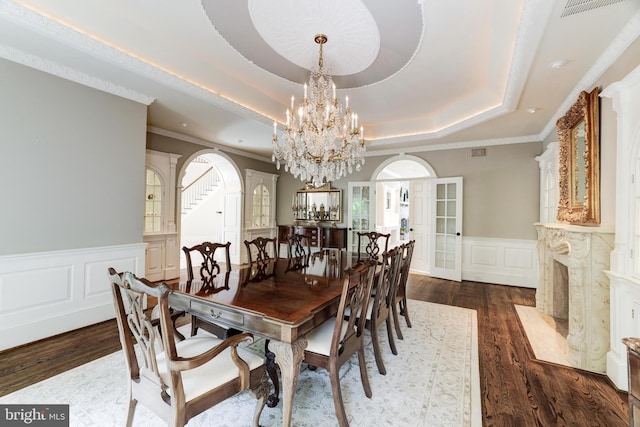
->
[305,318,349,356]
[156,336,264,402]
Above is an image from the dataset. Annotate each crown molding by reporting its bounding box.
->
[541,9,640,140]
[0,0,270,124]
[147,126,272,163]
[0,1,155,104]
[365,134,542,158]
[501,0,555,111]
[0,42,155,105]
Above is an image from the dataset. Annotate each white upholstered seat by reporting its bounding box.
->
[108,268,269,427]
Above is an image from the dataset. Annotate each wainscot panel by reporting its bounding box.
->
[0,244,145,351]
[462,237,537,288]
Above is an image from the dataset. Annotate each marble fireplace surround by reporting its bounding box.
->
[535,223,614,373]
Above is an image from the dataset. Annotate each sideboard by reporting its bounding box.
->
[277,225,347,250]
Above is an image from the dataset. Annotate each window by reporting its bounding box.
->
[252,184,270,227]
[145,168,162,233]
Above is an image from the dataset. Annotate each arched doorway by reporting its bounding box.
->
[178,150,243,266]
[373,155,435,273]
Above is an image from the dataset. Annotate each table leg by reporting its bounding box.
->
[268,337,307,427]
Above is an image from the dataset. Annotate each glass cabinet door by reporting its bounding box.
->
[145,168,162,233]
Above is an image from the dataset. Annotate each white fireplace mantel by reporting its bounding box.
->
[535,223,614,373]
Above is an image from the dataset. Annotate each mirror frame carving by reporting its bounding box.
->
[557,87,600,224]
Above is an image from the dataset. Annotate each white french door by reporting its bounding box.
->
[408,179,430,273]
[347,182,376,252]
[429,177,463,281]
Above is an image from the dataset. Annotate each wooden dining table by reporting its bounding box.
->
[167,248,362,427]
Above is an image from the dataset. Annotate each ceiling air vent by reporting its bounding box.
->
[561,0,627,18]
[471,148,486,157]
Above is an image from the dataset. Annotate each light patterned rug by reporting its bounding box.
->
[1,300,480,427]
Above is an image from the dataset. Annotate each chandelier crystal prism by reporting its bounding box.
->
[272,34,365,188]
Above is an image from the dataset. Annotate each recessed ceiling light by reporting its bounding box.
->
[527,108,539,114]
[180,121,187,127]
[548,60,567,69]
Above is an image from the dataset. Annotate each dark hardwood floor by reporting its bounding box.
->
[0,274,629,426]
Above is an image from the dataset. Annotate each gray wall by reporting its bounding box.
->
[0,59,147,256]
[277,142,543,241]
[147,133,277,180]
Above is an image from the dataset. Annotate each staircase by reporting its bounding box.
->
[181,166,220,214]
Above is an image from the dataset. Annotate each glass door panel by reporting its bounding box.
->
[430,177,463,281]
[347,182,375,252]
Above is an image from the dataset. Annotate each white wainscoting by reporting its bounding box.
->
[0,243,146,351]
[462,237,537,288]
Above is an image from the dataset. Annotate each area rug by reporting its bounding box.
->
[515,304,570,366]
[0,300,480,427]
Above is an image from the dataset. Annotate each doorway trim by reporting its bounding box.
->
[370,154,436,275]
[177,149,244,265]
[371,154,437,181]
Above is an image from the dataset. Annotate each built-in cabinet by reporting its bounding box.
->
[243,169,278,263]
[602,65,640,391]
[144,150,181,281]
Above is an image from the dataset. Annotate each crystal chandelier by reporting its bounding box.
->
[272,34,365,188]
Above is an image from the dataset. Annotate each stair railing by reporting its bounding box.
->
[181,167,219,213]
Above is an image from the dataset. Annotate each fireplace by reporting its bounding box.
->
[552,259,568,320]
[535,223,614,373]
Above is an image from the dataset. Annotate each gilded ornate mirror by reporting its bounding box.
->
[557,87,600,224]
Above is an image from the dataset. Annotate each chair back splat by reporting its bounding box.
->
[356,231,390,262]
[108,267,269,427]
[182,241,231,285]
[302,259,377,427]
[244,236,279,266]
[182,241,236,338]
[286,233,312,259]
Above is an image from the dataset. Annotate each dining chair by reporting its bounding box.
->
[286,233,312,259]
[392,240,415,340]
[108,268,269,427]
[356,231,390,263]
[244,235,282,408]
[182,241,236,338]
[182,241,231,284]
[303,259,377,427]
[357,246,403,375]
[244,236,279,266]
